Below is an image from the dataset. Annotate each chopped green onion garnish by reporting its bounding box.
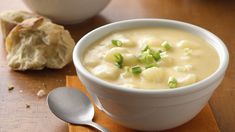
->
[184,48,193,56]
[112,40,123,47]
[151,50,161,61]
[139,50,155,64]
[168,77,178,88]
[131,66,142,75]
[113,53,123,68]
[161,41,172,51]
[139,45,161,65]
[142,45,151,52]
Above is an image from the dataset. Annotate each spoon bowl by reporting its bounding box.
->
[47,87,109,132]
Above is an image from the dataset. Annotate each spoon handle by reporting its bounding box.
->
[86,121,110,132]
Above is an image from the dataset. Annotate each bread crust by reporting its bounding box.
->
[0,10,38,40]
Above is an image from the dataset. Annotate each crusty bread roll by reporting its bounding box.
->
[0,10,39,40]
[5,17,75,70]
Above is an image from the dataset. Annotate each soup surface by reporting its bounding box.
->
[83,28,219,89]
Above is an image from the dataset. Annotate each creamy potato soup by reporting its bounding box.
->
[83,28,219,89]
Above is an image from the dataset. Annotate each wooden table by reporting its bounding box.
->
[0,0,234,132]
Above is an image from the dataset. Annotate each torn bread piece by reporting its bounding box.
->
[6,17,75,70]
[37,89,46,97]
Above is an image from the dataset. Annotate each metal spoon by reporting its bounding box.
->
[47,87,109,132]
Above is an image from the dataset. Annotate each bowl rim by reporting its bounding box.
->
[73,18,229,95]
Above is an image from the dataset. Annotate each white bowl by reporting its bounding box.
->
[73,19,229,131]
[22,0,110,24]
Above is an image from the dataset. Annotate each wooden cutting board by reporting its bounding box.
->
[66,76,220,132]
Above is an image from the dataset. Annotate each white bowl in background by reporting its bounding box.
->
[73,19,229,131]
[22,0,110,24]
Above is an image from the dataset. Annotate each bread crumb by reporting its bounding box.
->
[8,85,14,91]
[26,104,30,108]
[37,89,46,97]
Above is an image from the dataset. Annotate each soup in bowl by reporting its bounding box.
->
[83,28,219,90]
[73,19,229,131]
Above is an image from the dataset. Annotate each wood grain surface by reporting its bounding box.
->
[66,76,220,132]
[0,0,234,132]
